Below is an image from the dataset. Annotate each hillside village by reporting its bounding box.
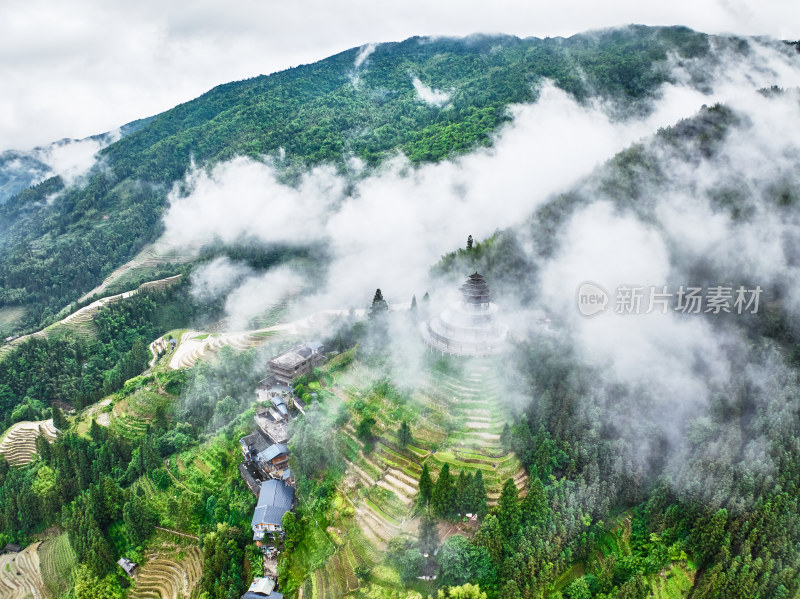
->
[238,341,326,599]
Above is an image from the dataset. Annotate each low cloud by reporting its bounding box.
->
[411,76,450,106]
[222,266,306,331]
[349,43,377,86]
[157,30,800,510]
[190,256,253,302]
[164,78,727,322]
[525,86,800,504]
[37,134,113,186]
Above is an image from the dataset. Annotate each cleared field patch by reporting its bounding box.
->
[128,545,203,599]
[0,419,59,466]
[0,542,46,598]
[39,532,77,598]
[106,387,173,441]
[649,564,694,599]
[0,306,25,331]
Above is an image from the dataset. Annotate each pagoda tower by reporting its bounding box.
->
[421,272,508,356]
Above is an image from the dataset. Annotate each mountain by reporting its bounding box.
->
[2,24,800,599]
[0,118,152,205]
[0,25,722,331]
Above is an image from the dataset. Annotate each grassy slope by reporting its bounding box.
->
[38,532,78,598]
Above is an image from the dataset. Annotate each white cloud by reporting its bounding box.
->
[411,77,450,106]
[353,43,376,71]
[190,257,253,302]
[164,79,723,319]
[222,267,306,331]
[36,135,111,186]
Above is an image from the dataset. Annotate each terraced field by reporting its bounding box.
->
[308,356,528,599]
[128,546,203,599]
[39,533,77,598]
[0,542,46,598]
[308,528,381,599]
[166,308,366,370]
[0,419,59,466]
[423,363,528,501]
[62,275,182,327]
[77,240,196,302]
[0,273,184,360]
[106,388,175,441]
[168,330,269,369]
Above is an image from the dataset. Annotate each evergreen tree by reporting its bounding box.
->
[521,477,548,526]
[472,469,488,519]
[497,478,521,539]
[356,416,376,442]
[52,405,68,431]
[35,433,51,462]
[455,470,471,515]
[473,514,503,563]
[369,289,389,319]
[410,295,418,313]
[419,512,440,555]
[432,463,455,518]
[123,493,157,546]
[499,580,522,599]
[89,419,105,443]
[397,420,412,447]
[418,463,433,508]
[692,508,728,566]
[467,235,474,250]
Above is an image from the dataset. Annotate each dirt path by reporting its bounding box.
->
[154,527,200,541]
[164,458,200,496]
[2,275,182,358]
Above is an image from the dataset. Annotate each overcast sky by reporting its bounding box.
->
[2,0,798,151]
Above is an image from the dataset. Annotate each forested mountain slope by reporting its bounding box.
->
[0,25,739,331]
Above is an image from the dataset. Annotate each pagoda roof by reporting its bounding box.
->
[460,272,492,304]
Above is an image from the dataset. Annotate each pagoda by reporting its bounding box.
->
[421,272,508,356]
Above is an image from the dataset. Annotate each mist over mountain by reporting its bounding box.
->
[2,23,800,599]
[2,24,789,331]
[0,118,153,206]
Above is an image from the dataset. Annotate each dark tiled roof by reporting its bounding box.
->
[239,463,261,495]
[241,430,271,455]
[251,480,294,528]
[460,271,492,304]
